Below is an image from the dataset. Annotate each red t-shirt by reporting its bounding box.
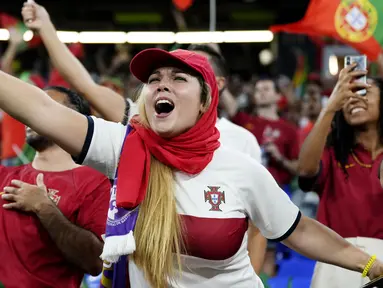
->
[299,146,383,239]
[232,112,299,186]
[1,113,26,159]
[0,164,111,288]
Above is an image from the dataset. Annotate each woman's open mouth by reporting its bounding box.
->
[154,98,175,118]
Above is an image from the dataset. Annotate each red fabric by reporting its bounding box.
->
[298,121,314,146]
[48,69,71,88]
[68,43,84,59]
[116,48,220,208]
[0,164,111,288]
[47,43,84,87]
[29,74,45,89]
[310,146,383,238]
[277,95,288,111]
[173,0,194,11]
[270,0,382,61]
[1,114,25,159]
[232,112,299,186]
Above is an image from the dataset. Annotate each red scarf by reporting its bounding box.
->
[116,91,220,208]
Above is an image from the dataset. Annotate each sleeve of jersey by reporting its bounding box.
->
[75,175,111,241]
[245,134,262,163]
[244,161,301,242]
[75,116,127,179]
[298,147,332,194]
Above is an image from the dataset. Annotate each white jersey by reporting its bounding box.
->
[78,117,300,288]
[216,117,261,162]
[126,98,138,123]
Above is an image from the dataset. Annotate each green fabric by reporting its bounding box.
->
[259,273,270,288]
[369,0,383,42]
[14,144,36,166]
[289,176,299,192]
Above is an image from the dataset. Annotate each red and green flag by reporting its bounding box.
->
[270,0,383,61]
[0,12,41,51]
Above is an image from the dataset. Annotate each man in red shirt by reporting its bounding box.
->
[221,77,299,189]
[0,86,111,288]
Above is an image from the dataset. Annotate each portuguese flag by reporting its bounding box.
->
[270,0,383,61]
[0,13,41,51]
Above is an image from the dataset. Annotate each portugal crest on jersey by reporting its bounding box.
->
[204,186,225,211]
[334,0,377,43]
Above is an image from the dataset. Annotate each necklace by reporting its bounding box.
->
[351,152,372,168]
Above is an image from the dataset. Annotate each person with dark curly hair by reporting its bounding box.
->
[298,63,383,287]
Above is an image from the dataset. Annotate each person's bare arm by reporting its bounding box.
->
[37,201,103,275]
[22,1,126,123]
[1,28,24,75]
[0,70,87,156]
[283,216,383,279]
[247,223,267,274]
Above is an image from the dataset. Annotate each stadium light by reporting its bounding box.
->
[0,29,273,44]
[175,32,225,44]
[57,31,79,43]
[0,29,10,41]
[78,32,127,44]
[223,30,274,43]
[126,32,175,44]
[23,30,34,41]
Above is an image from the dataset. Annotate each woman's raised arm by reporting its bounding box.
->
[0,71,88,156]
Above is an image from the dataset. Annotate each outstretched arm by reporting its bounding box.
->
[22,1,127,123]
[283,216,383,279]
[0,70,87,156]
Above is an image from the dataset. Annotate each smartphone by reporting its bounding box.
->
[362,275,383,288]
[344,55,367,96]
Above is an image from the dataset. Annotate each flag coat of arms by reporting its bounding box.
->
[270,0,383,60]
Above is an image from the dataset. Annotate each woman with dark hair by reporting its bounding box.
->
[298,64,383,287]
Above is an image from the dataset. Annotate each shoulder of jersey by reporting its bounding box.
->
[74,165,109,180]
[213,145,262,171]
[220,119,257,140]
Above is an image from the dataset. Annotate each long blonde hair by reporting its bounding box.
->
[131,77,211,287]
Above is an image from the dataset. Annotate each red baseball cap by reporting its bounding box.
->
[130,48,218,104]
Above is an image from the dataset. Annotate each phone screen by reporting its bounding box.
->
[344,55,367,96]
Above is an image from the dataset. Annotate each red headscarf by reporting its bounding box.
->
[116,49,220,208]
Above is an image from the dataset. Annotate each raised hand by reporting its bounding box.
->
[21,0,50,32]
[326,63,370,114]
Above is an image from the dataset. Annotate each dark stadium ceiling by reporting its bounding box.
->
[2,0,309,31]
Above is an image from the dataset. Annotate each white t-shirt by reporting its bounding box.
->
[216,117,261,162]
[78,117,300,288]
